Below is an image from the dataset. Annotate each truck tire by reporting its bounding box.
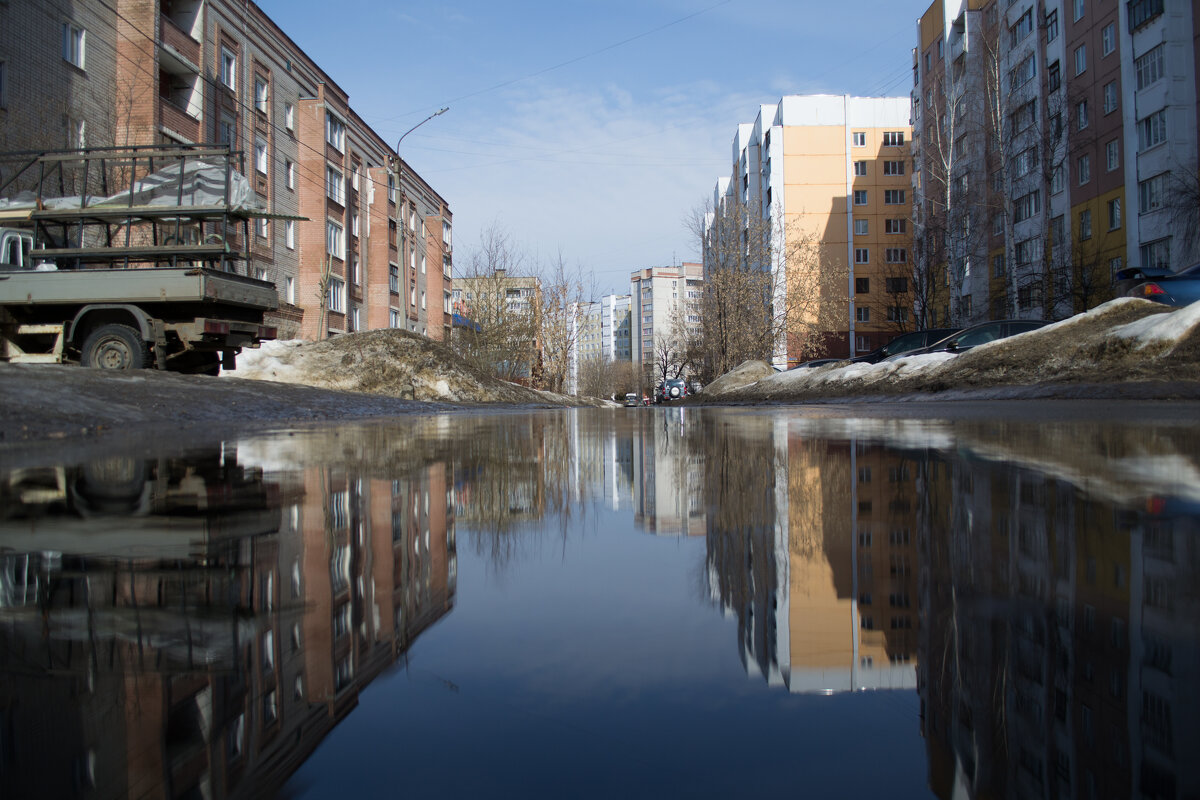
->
[81,323,148,370]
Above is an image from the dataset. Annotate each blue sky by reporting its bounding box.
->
[257,0,923,295]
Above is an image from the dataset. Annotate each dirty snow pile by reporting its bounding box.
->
[703,298,1200,403]
[225,328,576,405]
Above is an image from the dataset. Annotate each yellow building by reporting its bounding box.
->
[711,96,913,366]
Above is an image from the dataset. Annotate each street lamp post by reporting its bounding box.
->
[392,107,447,331]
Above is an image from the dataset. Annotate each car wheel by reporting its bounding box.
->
[81,323,148,370]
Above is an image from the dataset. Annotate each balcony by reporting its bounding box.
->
[160,96,200,142]
[159,14,200,69]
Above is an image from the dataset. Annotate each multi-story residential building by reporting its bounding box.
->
[0,0,452,342]
[913,0,1199,326]
[600,293,634,362]
[709,96,913,365]
[566,293,632,395]
[630,263,702,379]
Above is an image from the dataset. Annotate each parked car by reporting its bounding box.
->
[851,328,961,364]
[659,378,688,402]
[789,358,844,370]
[885,319,1048,360]
[1121,261,1200,307]
[624,392,641,407]
[1113,265,1174,298]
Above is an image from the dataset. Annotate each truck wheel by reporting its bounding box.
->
[81,323,148,370]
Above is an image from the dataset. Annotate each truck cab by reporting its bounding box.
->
[0,228,54,271]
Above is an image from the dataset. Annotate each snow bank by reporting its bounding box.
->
[1112,300,1200,348]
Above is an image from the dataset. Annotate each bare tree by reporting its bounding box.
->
[689,197,849,379]
[538,251,594,395]
[450,223,541,384]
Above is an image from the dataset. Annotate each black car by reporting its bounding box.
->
[851,328,961,364]
[885,319,1048,360]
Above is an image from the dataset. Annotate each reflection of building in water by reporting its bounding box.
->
[570,413,636,511]
[0,439,456,799]
[704,418,919,692]
[918,450,1200,800]
[634,409,706,536]
[452,417,547,526]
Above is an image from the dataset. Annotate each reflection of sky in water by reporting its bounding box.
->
[291,503,927,799]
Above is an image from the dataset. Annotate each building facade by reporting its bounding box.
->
[0,0,452,342]
[710,96,914,365]
[630,263,703,379]
[913,0,1200,327]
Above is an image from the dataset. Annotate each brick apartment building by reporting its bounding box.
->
[0,0,452,341]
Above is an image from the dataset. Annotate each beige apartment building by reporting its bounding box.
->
[0,0,452,342]
[710,96,913,366]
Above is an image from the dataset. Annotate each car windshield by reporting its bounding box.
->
[883,333,922,355]
[956,325,1002,347]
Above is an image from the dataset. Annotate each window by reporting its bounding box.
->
[854,160,867,176]
[389,264,399,292]
[329,278,345,313]
[1051,165,1064,194]
[885,218,907,234]
[351,212,360,238]
[389,308,401,328]
[220,46,236,89]
[254,77,268,112]
[1014,147,1038,177]
[1136,44,1165,90]
[1140,173,1165,212]
[1048,60,1061,92]
[1073,0,1085,21]
[1140,237,1170,270]
[1076,99,1088,130]
[0,61,6,109]
[326,166,344,205]
[1010,9,1033,46]
[883,131,905,147]
[1011,54,1036,89]
[256,217,268,238]
[285,276,295,304]
[886,277,908,293]
[856,307,870,322]
[1013,190,1041,223]
[62,22,86,70]
[387,173,397,203]
[1074,44,1087,75]
[993,213,1004,235]
[1051,215,1065,247]
[855,248,870,264]
[1077,155,1091,185]
[218,115,235,147]
[1101,22,1115,56]
[1015,239,1034,265]
[351,255,360,284]
[883,160,905,176]
[993,253,1006,277]
[852,132,866,147]
[325,111,346,152]
[1108,197,1121,230]
[326,220,344,259]
[885,248,907,263]
[1103,82,1118,114]
[1045,9,1059,41]
[884,189,905,205]
[856,277,870,293]
[854,219,869,235]
[1137,109,1167,151]
[1106,139,1120,171]
[285,220,295,249]
[254,138,268,174]
[1128,0,1164,30]
[1079,209,1092,240]
[351,164,360,191]
[937,38,943,58]
[854,190,868,205]
[284,102,294,131]
[285,160,294,189]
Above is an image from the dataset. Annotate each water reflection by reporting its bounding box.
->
[1,408,1197,798]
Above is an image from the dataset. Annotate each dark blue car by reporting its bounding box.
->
[1123,261,1200,307]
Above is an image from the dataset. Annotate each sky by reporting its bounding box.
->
[256,0,925,296]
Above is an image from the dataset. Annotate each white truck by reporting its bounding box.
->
[0,226,277,373]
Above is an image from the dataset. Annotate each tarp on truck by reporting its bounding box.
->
[0,158,266,215]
